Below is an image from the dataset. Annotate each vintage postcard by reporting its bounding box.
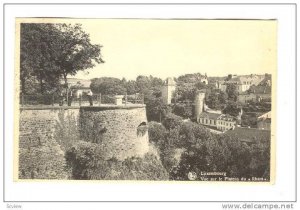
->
[14,18,276,182]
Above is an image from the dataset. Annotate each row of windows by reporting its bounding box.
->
[199,118,235,127]
[218,121,235,127]
[217,126,232,131]
[243,81,252,85]
[199,118,217,125]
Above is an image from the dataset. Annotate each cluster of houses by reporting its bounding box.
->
[215,73,272,104]
[161,73,272,133]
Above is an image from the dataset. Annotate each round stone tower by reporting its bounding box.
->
[79,105,149,161]
[194,91,205,122]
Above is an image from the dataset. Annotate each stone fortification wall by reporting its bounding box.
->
[18,108,79,179]
[18,105,149,179]
[79,105,149,161]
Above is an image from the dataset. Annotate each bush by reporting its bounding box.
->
[162,113,183,130]
[23,94,54,105]
[54,110,80,152]
[172,103,193,119]
[65,141,169,180]
[101,95,115,104]
[148,121,167,148]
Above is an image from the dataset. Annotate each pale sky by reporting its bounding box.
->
[20,19,277,80]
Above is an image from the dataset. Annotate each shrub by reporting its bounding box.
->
[172,103,193,119]
[65,141,169,180]
[162,113,183,130]
[148,121,167,147]
[54,109,80,152]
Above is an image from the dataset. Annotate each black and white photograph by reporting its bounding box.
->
[2,1,299,208]
[15,18,276,182]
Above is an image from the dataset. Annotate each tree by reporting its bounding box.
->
[162,113,183,131]
[175,73,208,102]
[205,89,228,110]
[20,24,62,94]
[148,122,167,149]
[149,76,163,97]
[226,83,238,102]
[223,101,240,117]
[172,103,193,119]
[90,77,127,95]
[136,75,151,94]
[171,145,210,180]
[125,80,137,95]
[206,91,220,109]
[52,24,104,88]
[175,82,197,101]
[20,23,104,94]
[219,91,228,105]
[145,96,171,122]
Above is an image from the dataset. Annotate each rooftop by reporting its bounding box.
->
[249,85,271,94]
[226,127,270,143]
[64,78,92,88]
[198,112,221,120]
[222,74,266,86]
[218,114,236,121]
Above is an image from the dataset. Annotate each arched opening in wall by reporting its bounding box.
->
[93,121,107,144]
[137,122,148,137]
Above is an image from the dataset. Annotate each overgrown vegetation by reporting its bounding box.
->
[65,141,169,180]
[54,110,80,152]
[147,114,270,181]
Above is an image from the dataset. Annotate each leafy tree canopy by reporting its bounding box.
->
[226,83,238,102]
[20,23,104,94]
[90,77,127,95]
[175,73,208,101]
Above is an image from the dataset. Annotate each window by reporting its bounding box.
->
[137,122,147,137]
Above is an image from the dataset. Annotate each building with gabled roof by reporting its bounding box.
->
[60,78,92,98]
[238,76,272,104]
[197,112,236,132]
[217,74,266,93]
[257,111,271,131]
